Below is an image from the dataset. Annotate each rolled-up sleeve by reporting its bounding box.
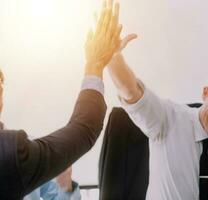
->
[121,87,167,140]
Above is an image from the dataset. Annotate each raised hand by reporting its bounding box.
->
[117,34,138,53]
[85,0,122,78]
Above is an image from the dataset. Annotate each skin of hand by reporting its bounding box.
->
[56,167,73,192]
[107,31,144,104]
[200,87,208,134]
[85,0,122,79]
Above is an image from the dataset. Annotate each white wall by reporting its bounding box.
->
[0,0,208,185]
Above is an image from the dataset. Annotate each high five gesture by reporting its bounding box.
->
[85,0,122,79]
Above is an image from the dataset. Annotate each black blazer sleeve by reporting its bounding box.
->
[14,89,106,198]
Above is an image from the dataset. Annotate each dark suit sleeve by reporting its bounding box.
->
[16,89,106,196]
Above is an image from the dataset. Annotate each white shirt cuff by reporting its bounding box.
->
[81,75,104,96]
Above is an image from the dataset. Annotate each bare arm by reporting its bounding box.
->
[108,53,144,104]
[107,34,170,140]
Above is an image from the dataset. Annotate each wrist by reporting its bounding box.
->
[85,62,104,79]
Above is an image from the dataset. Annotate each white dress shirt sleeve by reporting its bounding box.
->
[81,75,104,96]
[121,87,168,140]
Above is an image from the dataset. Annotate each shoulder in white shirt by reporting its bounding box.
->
[122,87,208,200]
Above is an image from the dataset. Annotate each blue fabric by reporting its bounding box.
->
[24,181,81,200]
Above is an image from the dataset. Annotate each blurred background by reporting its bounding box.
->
[0,0,208,198]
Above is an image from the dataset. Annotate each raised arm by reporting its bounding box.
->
[13,0,123,197]
[107,32,144,104]
[108,53,143,104]
[108,37,169,140]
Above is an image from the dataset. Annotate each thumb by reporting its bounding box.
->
[121,34,138,49]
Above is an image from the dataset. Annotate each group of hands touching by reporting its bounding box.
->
[84,0,208,138]
[0,0,139,194]
[56,0,138,192]
[85,0,137,81]
[57,0,139,192]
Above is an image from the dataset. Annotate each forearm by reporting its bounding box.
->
[18,89,106,196]
[37,89,106,174]
[108,53,144,104]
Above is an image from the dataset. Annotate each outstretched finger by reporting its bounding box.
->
[105,1,119,38]
[101,9,113,35]
[112,24,123,43]
[108,0,113,9]
[108,14,119,38]
[95,0,108,35]
[107,2,120,37]
[123,34,138,44]
[120,34,138,50]
[114,2,120,25]
[95,8,107,35]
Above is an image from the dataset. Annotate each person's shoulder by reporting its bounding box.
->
[161,100,193,123]
[0,129,28,139]
[164,102,202,121]
[163,100,192,111]
[182,103,202,113]
[0,129,30,199]
[0,129,29,151]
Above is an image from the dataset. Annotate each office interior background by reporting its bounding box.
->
[0,0,208,199]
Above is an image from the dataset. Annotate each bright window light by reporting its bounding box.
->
[31,0,52,17]
[2,0,99,63]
